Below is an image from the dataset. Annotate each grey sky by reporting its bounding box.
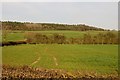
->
[2,2,118,30]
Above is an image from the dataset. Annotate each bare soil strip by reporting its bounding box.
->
[53,57,58,66]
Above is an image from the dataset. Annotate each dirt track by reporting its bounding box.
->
[2,65,119,80]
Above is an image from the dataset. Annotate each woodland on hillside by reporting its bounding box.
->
[1,21,119,45]
[1,21,105,31]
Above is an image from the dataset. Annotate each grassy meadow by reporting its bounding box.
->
[2,44,118,75]
[1,30,118,78]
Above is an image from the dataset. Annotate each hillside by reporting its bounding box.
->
[2,21,105,31]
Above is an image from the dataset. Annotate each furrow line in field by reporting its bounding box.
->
[30,56,40,66]
[53,57,58,66]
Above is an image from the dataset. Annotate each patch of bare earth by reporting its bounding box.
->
[2,65,119,80]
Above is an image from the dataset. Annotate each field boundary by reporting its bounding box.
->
[2,65,119,79]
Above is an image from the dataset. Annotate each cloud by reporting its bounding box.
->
[2,2,118,30]
[0,0,119,2]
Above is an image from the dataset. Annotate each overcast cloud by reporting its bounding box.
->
[2,2,118,30]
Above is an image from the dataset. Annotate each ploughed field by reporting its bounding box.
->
[2,44,118,75]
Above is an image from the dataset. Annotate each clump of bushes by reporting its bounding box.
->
[25,32,66,44]
[25,32,118,44]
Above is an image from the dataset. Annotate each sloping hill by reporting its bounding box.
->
[2,21,105,31]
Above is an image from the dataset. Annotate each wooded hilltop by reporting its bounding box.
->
[1,21,119,45]
[1,21,106,31]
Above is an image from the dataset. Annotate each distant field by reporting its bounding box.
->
[2,44,118,74]
[3,30,118,41]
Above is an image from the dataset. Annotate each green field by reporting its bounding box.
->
[2,44,118,74]
[3,30,118,41]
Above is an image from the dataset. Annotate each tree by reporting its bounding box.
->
[96,33,104,44]
[104,32,116,44]
[53,34,66,44]
[83,33,92,44]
